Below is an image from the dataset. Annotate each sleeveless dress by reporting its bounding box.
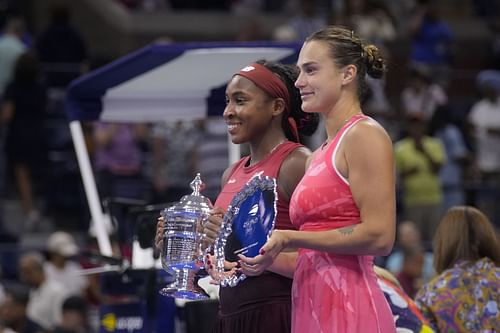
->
[212,141,303,333]
[289,115,396,333]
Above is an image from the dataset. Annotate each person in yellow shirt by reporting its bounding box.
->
[395,115,446,243]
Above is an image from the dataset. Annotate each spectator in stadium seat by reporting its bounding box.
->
[1,51,48,231]
[415,205,500,332]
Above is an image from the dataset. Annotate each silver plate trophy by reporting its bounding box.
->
[214,174,277,287]
[159,173,212,300]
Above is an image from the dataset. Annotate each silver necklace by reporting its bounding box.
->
[321,117,353,150]
[249,139,287,165]
[269,139,287,155]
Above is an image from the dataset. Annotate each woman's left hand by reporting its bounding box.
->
[236,253,274,276]
[237,230,289,275]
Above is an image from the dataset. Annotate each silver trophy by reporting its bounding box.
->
[159,173,212,300]
[214,174,277,287]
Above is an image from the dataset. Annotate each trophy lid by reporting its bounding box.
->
[166,173,213,215]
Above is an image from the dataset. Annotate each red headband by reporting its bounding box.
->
[236,63,299,142]
[236,63,290,111]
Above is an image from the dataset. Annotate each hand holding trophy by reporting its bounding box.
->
[158,173,212,300]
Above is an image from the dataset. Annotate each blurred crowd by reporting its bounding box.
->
[0,0,499,332]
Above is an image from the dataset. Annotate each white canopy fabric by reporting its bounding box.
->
[66,42,301,122]
[102,47,296,122]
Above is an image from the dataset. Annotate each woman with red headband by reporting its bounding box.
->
[239,26,397,333]
[156,60,319,333]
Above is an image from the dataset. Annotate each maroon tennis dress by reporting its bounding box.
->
[212,141,302,333]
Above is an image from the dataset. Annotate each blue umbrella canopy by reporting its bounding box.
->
[65,41,301,123]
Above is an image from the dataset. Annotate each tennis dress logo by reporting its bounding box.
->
[228,170,263,185]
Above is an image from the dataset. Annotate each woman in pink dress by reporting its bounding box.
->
[240,26,397,333]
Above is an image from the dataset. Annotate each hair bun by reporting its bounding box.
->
[363,44,386,79]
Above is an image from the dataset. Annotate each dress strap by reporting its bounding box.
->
[326,114,371,185]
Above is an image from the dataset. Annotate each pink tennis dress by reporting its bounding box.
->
[289,115,396,333]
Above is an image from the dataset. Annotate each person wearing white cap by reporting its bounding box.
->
[18,251,68,331]
[44,231,88,298]
[468,69,500,226]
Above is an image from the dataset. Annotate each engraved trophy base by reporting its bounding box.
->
[159,268,209,300]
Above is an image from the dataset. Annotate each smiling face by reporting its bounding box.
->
[295,40,345,114]
[223,75,275,144]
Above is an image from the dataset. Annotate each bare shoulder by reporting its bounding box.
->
[344,118,393,149]
[279,146,312,199]
[343,118,394,176]
[282,146,311,169]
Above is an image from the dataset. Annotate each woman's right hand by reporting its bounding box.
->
[155,216,165,250]
[202,207,225,249]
